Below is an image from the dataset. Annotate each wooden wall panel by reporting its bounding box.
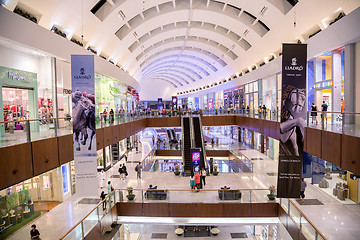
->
[251,203,278,217]
[0,143,33,189]
[167,117,181,127]
[303,128,308,152]
[321,131,341,167]
[125,122,131,137]
[214,116,227,126]
[146,118,155,127]
[153,117,167,127]
[226,116,236,125]
[206,150,230,157]
[202,116,214,126]
[32,138,59,176]
[236,116,244,126]
[263,120,270,137]
[196,203,223,217]
[156,150,182,156]
[112,125,120,144]
[96,128,104,150]
[341,135,360,175]
[268,121,279,140]
[119,124,126,141]
[143,203,169,217]
[223,203,251,217]
[306,128,322,157]
[58,134,73,165]
[169,203,196,217]
[117,202,143,216]
[103,126,113,147]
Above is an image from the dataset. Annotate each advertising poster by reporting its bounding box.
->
[277,44,307,198]
[172,96,177,110]
[71,55,98,196]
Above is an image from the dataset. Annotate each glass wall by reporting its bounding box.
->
[0,40,56,139]
[95,73,127,116]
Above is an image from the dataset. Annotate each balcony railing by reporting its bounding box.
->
[1,110,359,148]
[280,198,327,240]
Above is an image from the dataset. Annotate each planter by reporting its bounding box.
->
[174,172,180,176]
[126,194,135,201]
[267,195,275,201]
[210,228,220,236]
[175,228,184,236]
[213,172,219,176]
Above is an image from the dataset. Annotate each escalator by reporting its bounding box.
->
[166,129,178,143]
[192,116,207,169]
[182,117,192,173]
[171,129,178,143]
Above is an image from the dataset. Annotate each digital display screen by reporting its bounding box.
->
[172,96,177,110]
[62,165,70,194]
[192,152,201,165]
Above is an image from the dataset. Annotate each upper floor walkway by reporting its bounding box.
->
[1,109,360,192]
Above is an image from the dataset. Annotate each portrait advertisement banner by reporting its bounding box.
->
[277,44,307,198]
[71,55,98,196]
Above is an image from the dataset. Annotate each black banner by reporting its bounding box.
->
[277,43,307,198]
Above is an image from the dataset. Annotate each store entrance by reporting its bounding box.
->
[2,87,32,131]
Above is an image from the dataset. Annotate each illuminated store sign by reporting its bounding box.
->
[8,71,26,81]
[109,84,121,97]
[314,80,333,89]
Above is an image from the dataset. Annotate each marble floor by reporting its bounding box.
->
[6,136,360,240]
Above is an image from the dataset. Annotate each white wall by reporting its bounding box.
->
[139,79,177,101]
[0,7,139,90]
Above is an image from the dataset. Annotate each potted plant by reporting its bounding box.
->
[126,187,135,201]
[213,165,219,176]
[267,185,276,200]
[174,165,180,176]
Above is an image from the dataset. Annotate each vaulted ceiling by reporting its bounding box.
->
[4,0,360,99]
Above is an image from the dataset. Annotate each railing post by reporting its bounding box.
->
[81,221,85,239]
[26,121,31,142]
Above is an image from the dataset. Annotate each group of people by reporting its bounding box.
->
[310,101,328,125]
[190,168,207,191]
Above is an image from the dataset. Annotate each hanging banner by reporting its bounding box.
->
[277,43,307,198]
[71,55,98,196]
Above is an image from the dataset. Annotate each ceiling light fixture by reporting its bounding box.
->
[118,10,126,20]
[259,6,268,16]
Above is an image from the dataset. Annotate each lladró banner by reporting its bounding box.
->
[71,55,97,196]
[277,44,307,198]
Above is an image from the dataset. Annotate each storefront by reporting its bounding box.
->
[215,90,223,109]
[303,152,359,204]
[0,40,57,137]
[261,74,278,113]
[307,47,345,120]
[95,73,127,116]
[244,80,259,111]
[97,146,112,171]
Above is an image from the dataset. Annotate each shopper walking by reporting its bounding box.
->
[109,109,114,124]
[209,158,214,174]
[135,162,142,179]
[100,191,107,210]
[310,102,318,125]
[107,181,113,194]
[124,151,128,162]
[152,135,155,145]
[118,164,124,179]
[122,164,128,179]
[321,101,328,124]
[99,170,106,189]
[102,109,108,123]
[300,178,307,203]
[30,224,40,240]
[201,167,207,187]
[194,171,201,191]
[190,172,195,190]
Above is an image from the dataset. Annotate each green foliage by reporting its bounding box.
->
[6,193,18,211]
[18,190,29,206]
[0,195,7,209]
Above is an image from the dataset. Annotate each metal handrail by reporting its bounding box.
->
[287,198,327,240]
[59,187,275,239]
